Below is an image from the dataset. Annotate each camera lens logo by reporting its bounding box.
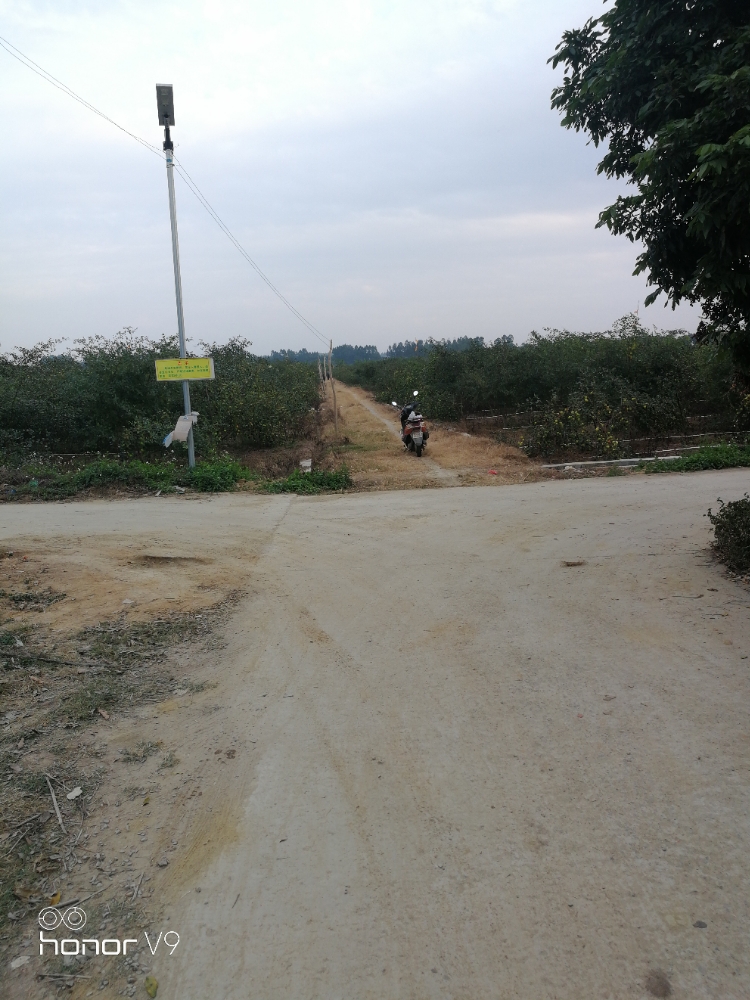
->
[38,906,87,931]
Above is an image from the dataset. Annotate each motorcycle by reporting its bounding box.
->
[391,391,429,457]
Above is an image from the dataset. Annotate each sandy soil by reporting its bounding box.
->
[3,466,750,1000]
[0,496,265,632]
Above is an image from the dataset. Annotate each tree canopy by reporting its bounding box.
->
[550,1,750,369]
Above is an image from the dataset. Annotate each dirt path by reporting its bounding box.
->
[338,385,458,483]
[327,383,536,489]
[3,470,750,1000]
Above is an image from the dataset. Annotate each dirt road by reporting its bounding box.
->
[3,469,750,1000]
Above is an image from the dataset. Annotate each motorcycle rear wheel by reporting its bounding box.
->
[416,445,423,457]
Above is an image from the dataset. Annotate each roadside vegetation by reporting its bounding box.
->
[261,466,352,494]
[550,2,750,369]
[2,458,252,500]
[646,444,750,474]
[6,316,750,479]
[1,458,354,501]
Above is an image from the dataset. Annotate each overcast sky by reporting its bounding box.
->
[0,0,699,355]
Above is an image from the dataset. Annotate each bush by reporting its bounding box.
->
[187,460,250,492]
[708,495,750,573]
[262,466,352,494]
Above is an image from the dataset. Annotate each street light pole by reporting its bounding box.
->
[157,84,195,468]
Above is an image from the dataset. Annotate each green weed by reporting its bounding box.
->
[187,460,252,492]
[645,444,750,473]
[262,466,352,494]
[3,458,255,501]
[66,675,122,720]
[185,680,218,693]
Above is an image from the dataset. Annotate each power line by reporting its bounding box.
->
[0,36,163,158]
[173,159,330,348]
[0,33,329,351]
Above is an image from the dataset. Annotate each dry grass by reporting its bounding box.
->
[427,427,532,476]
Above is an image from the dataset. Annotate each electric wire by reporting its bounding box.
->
[0,35,163,159]
[171,159,329,347]
[0,33,330,351]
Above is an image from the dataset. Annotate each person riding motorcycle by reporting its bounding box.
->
[400,401,417,430]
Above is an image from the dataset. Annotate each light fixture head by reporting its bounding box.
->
[156,84,175,127]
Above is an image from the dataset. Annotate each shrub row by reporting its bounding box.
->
[335,315,746,458]
[0,333,321,459]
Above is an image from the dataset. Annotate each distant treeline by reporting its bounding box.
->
[269,336,485,365]
[0,332,320,459]
[334,315,747,458]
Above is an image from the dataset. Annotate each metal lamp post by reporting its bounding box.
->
[156,83,195,468]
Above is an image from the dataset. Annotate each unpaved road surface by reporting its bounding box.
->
[4,471,750,1000]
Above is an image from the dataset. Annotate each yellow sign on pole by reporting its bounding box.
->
[155,357,215,382]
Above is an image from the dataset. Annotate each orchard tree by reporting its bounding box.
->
[550,2,750,370]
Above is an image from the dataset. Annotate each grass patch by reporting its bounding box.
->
[77,609,219,660]
[262,465,352,494]
[708,494,750,573]
[188,460,252,492]
[14,769,51,796]
[2,458,254,501]
[0,588,66,607]
[65,674,123,720]
[645,443,750,473]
